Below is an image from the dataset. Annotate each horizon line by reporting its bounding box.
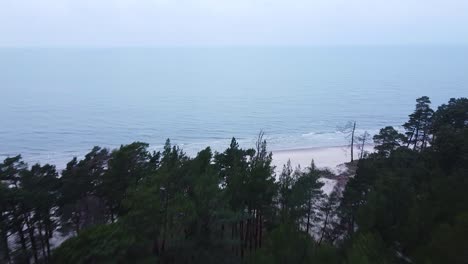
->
[1,43,468,49]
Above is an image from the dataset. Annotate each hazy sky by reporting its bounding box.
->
[1,0,467,46]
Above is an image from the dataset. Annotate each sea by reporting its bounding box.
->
[1,46,467,167]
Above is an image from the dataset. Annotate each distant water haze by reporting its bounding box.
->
[1,46,467,166]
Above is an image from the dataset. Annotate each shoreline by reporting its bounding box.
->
[272,144,374,173]
[272,144,373,196]
[271,144,350,153]
[1,144,374,174]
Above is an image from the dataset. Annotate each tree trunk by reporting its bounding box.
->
[413,126,420,151]
[360,133,367,159]
[259,214,263,248]
[110,212,115,223]
[231,222,235,253]
[245,217,250,253]
[248,217,253,252]
[351,122,356,162]
[240,220,244,258]
[72,209,81,235]
[306,197,312,234]
[45,226,51,259]
[14,216,29,260]
[234,222,238,256]
[37,222,48,262]
[318,209,330,245]
[0,222,11,264]
[24,214,39,264]
[152,238,160,256]
[254,211,258,250]
[350,215,355,237]
[406,129,414,147]
[421,125,429,150]
[221,223,224,240]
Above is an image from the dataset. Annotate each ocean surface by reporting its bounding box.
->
[1,46,467,166]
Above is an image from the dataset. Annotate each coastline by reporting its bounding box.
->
[272,144,374,173]
[1,144,374,174]
[272,144,374,196]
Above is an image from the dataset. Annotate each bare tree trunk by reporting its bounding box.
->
[72,209,82,236]
[221,223,224,240]
[406,129,414,147]
[14,215,29,262]
[254,210,258,250]
[247,217,252,252]
[318,209,330,245]
[24,214,39,264]
[421,124,429,149]
[234,222,238,256]
[152,236,160,256]
[240,220,244,258]
[45,223,52,259]
[413,126,420,151]
[259,214,263,248]
[359,132,368,159]
[306,198,311,234]
[110,212,115,223]
[37,222,48,262]
[351,122,356,162]
[231,222,235,253]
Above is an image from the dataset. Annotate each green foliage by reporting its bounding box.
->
[276,159,326,236]
[373,126,406,157]
[249,223,340,264]
[58,147,109,234]
[51,223,154,264]
[2,96,468,264]
[346,232,395,264]
[339,96,468,263]
[101,142,154,219]
[1,156,60,263]
[403,96,434,151]
[421,212,468,264]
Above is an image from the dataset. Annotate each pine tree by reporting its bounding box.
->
[373,126,406,157]
[403,96,434,151]
[58,147,109,235]
[101,142,152,219]
[292,160,324,235]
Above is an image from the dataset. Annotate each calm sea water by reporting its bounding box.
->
[1,46,467,166]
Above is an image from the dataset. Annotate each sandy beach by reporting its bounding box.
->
[272,145,374,195]
[272,145,374,172]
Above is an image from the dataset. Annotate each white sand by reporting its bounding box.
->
[318,178,337,196]
[272,145,374,195]
[273,145,374,172]
[272,146,353,173]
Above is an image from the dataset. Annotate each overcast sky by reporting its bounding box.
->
[1,0,467,46]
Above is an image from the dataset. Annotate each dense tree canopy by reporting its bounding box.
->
[0,96,467,264]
